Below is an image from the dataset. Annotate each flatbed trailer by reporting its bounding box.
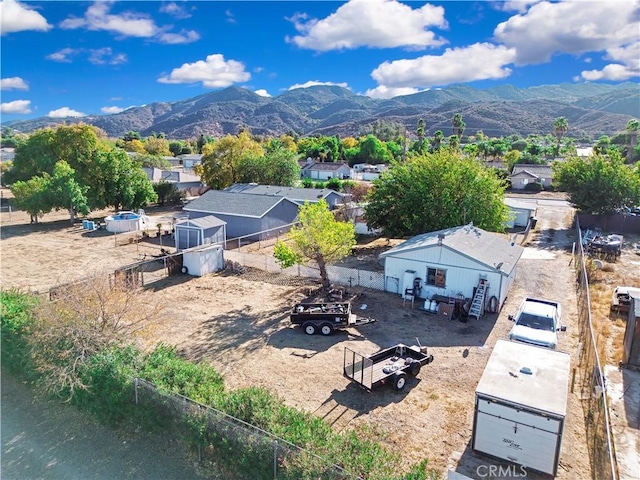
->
[343,342,434,392]
[290,302,375,336]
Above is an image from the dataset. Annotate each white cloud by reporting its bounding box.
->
[1,77,29,90]
[254,89,271,97]
[580,41,640,81]
[497,1,544,14]
[370,43,516,89]
[48,107,86,118]
[0,0,52,35]
[288,80,349,90]
[1,99,31,114]
[158,54,250,88]
[494,0,640,66]
[364,85,423,99]
[157,29,200,44]
[160,2,192,19]
[101,106,125,114]
[88,47,127,65]
[287,0,447,51]
[46,48,80,63]
[60,1,199,44]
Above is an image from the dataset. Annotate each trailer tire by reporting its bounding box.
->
[409,360,421,377]
[303,322,317,335]
[320,323,334,336]
[181,266,188,274]
[393,372,407,391]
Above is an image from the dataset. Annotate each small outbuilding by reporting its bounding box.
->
[504,198,537,229]
[174,215,226,251]
[472,340,570,476]
[622,291,640,368]
[379,224,524,313]
[181,243,225,277]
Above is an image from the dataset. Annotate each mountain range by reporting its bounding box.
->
[5,82,639,141]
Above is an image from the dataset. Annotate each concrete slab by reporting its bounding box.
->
[604,365,640,480]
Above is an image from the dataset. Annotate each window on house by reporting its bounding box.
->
[426,267,446,288]
[522,178,528,185]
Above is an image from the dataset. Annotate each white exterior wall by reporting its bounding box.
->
[182,244,224,276]
[383,246,504,302]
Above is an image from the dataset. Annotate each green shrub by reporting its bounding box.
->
[73,346,141,424]
[325,177,342,191]
[524,182,543,192]
[0,289,39,376]
[140,344,225,404]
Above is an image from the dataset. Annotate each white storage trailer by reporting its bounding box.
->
[472,340,570,476]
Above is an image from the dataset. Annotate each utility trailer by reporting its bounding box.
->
[472,340,570,476]
[290,303,375,336]
[343,342,434,392]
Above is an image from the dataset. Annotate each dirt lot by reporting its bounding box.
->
[3,191,633,479]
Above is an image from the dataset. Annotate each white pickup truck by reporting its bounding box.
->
[508,298,566,349]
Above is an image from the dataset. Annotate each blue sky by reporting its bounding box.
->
[1,0,639,122]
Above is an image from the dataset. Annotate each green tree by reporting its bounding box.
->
[431,131,444,152]
[626,119,639,163]
[273,200,356,290]
[195,132,264,189]
[452,113,466,137]
[448,135,460,152]
[594,135,613,155]
[47,161,89,224]
[364,151,509,237]
[553,152,640,214]
[10,175,51,223]
[133,153,173,170]
[97,149,157,210]
[237,149,301,186]
[553,117,569,156]
[416,119,426,153]
[144,136,172,156]
[153,181,184,206]
[357,134,390,164]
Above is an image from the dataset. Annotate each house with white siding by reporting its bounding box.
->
[379,224,524,313]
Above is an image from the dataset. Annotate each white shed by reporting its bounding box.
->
[379,224,524,313]
[181,244,224,277]
[504,198,537,229]
[472,340,570,476]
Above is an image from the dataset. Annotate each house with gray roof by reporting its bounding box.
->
[143,167,205,196]
[301,161,351,180]
[510,164,554,190]
[223,183,346,209]
[379,224,524,312]
[183,190,299,241]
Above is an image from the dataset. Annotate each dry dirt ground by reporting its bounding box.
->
[2,191,629,479]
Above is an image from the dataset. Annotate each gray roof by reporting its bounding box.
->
[304,162,351,171]
[176,215,226,229]
[511,164,554,178]
[143,167,202,184]
[379,224,524,276]
[183,190,293,218]
[504,198,536,211]
[224,183,343,203]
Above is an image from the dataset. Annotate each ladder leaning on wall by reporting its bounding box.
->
[469,278,489,320]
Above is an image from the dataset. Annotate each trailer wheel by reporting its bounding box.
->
[320,323,334,336]
[393,372,407,391]
[409,360,421,377]
[303,322,317,335]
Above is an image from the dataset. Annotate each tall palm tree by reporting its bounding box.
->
[626,119,639,163]
[416,119,426,152]
[553,117,568,156]
[452,113,466,137]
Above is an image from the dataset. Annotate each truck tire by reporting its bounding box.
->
[303,322,317,335]
[320,323,334,336]
[409,360,421,377]
[393,372,407,391]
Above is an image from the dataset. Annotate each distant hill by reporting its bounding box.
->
[5,82,639,140]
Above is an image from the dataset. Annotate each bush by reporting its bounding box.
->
[524,182,543,192]
[0,289,39,376]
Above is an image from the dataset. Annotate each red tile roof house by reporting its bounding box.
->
[509,164,554,190]
[299,160,352,180]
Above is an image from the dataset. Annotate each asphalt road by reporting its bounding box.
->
[1,373,205,480]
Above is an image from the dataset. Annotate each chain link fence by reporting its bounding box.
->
[224,250,385,292]
[134,378,358,480]
[574,218,617,480]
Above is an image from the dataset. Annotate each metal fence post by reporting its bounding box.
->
[273,440,278,479]
[134,377,139,405]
